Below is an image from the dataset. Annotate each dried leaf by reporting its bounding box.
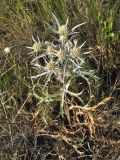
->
[87,112,95,137]
[97,97,111,106]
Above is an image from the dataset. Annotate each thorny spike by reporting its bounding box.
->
[66,17,69,27]
[32,36,37,43]
[52,13,60,28]
[78,41,86,49]
[71,22,87,32]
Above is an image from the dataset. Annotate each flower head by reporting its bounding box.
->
[70,47,79,58]
[45,60,54,71]
[32,42,42,53]
[4,46,15,53]
[57,49,64,59]
[70,40,86,59]
[47,46,54,54]
[26,36,42,55]
[58,25,68,36]
[4,47,11,53]
[31,58,58,87]
[46,13,87,43]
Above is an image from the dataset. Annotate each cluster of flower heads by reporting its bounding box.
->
[26,13,91,87]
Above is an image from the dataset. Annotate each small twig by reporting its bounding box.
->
[0,64,16,78]
[12,95,30,122]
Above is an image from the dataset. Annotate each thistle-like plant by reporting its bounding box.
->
[26,36,42,56]
[46,13,87,43]
[28,13,96,116]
